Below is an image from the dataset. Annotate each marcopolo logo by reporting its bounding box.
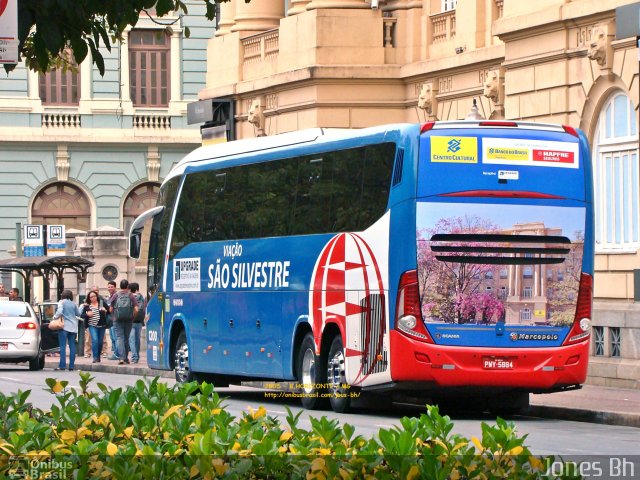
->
[173,257,201,292]
[510,332,559,341]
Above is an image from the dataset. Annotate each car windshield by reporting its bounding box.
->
[0,302,32,317]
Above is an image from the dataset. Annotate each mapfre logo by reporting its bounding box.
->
[309,233,385,382]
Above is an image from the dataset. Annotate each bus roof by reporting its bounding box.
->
[165,123,417,184]
[164,121,581,185]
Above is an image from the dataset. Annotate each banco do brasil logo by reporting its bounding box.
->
[447,138,462,153]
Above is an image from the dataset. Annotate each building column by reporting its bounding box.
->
[288,0,312,15]
[306,0,370,9]
[120,39,131,103]
[170,30,182,103]
[231,1,285,33]
[216,0,236,36]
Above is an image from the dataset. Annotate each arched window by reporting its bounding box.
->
[31,183,90,231]
[593,92,639,250]
[124,183,160,267]
[123,183,161,234]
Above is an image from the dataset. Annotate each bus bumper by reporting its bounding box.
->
[389,330,589,391]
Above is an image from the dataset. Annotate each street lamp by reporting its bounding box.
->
[465,98,485,120]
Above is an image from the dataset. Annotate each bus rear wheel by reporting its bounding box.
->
[174,330,196,383]
[326,335,351,413]
[297,333,328,410]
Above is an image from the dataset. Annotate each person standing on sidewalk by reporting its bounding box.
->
[53,289,81,371]
[81,290,108,363]
[108,279,138,365]
[105,281,119,360]
[128,282,146,364]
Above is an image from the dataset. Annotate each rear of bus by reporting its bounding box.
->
[390,121,594,397]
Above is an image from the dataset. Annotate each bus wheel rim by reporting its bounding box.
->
[327,349,345,392]
[175,342,189,382]
[301,348,315,394]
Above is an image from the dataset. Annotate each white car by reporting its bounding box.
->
[0,301,59,370]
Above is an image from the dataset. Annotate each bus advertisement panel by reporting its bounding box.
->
[130,121,593,413]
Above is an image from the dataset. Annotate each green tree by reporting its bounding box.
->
[5,0,243,75]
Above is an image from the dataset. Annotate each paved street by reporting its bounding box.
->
[1,365,639,459]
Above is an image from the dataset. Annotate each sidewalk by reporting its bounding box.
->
[46,349,640,428]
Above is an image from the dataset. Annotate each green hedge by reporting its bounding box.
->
[0,372,579,479]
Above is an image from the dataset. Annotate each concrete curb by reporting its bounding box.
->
[528,405,640,428]
[45,360,174,379]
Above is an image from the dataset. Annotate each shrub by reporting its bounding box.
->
[0,373,576,479]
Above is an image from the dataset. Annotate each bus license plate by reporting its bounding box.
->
[0,343,8,350]
[483,357,514,370]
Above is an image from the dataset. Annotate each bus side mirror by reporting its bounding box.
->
[129,230,142,259]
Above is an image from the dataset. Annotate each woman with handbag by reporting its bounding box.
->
[52,289,81,371]
[81,290,108,363]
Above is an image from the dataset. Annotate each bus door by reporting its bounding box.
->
[416,125,592,350]
[198,238,284,377]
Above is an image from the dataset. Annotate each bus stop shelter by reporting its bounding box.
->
[0,256,94,303]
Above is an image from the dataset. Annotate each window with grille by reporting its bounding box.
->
[39,64,80,106]
[610,327,621,357]
[499,286,507,298]
[593,326,604,356]
[129,30,171,107]
[520,309,532,322]
[557,271,564,281]
[593,92,639,250]
[522,286,533,298]
[499,268,508,279]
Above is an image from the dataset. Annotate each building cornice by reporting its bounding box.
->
[0,130,201,145]
[493,0,628,40]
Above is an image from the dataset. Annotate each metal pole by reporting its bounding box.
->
[14,223,23,297]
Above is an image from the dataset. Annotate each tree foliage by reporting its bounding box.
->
[5,0,238,75]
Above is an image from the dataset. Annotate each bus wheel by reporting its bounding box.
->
[174,331,196,383]
[326,335,351,413]
[489,392,530,416]
[297,333,328,410]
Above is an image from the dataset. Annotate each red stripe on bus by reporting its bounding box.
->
[439,190,565,199]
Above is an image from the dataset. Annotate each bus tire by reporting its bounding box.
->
[173,330,197,383]
[489,391,530,416]
[326,335,351,413]
[297,333,328,410]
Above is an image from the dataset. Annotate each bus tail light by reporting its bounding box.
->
[563,125,579,137]
[563,273,592,345]
[395,270,433,343]
[420,122,436,133]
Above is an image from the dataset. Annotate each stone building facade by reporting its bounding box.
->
[0,2,212,298]
[201,0,640,387]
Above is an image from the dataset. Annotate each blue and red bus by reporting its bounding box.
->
[129,120,594,413]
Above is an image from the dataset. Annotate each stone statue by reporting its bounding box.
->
[248,98,266,136]
[587,27,607,66]
[417,83,433,113]
[483,70,500,104]
[417,83,435,116]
